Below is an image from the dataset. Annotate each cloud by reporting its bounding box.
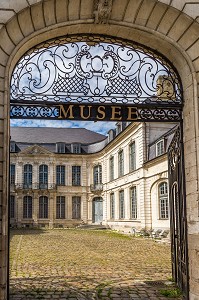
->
[10,119,116,136]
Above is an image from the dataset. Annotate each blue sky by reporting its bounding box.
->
[10,119,116,136]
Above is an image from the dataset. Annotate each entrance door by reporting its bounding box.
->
[93,198,103,224]
[168,125,189,299]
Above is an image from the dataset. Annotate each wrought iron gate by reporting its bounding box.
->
[168,125,189,298]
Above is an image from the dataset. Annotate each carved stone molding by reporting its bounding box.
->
[93,0,113,24]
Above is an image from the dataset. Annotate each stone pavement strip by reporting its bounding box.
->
[9,229,182,300]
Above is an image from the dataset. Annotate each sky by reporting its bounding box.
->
[10,119,116,136]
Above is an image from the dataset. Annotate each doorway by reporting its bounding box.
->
[92,197,103,224]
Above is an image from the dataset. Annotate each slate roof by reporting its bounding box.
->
[10,127,106,144]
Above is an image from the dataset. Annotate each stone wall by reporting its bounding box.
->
[0,0,199,299]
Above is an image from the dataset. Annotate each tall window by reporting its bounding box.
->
[109,156,114,181]
[56,196,65,219]
[93,164,102,185]
[56,165,65,186]
[23,196,33,219]
[110,193,115,219]
[39,196,48,218]
[39,164,48,189]
[118,150,124,177]
[10,164,15,185]
[72,196,81,219]
[119,190,125,219]
[24,164,32,187]
[159,182,169,219]
[72,166,81,186]
[130,186,137,219]
[10,195,15,219]
[156,140,164,156]
[129,142,136,171]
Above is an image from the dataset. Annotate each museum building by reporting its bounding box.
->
[9,122,176,233]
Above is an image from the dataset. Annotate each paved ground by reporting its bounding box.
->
[9,229,182,300]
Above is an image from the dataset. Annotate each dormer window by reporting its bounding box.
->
[56,142,66,153]
[156,139,164,156]
[72,143,81,154]
[108,129,115,143]
[116,123,122,135]
[10,141,16,152]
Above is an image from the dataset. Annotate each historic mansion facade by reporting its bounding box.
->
[10,122,176,233]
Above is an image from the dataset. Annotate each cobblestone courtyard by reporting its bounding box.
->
[9,229,181,299]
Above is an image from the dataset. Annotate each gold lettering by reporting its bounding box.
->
[97,106,106,120]
[58,105,74,119]
[110,106,122,120]
[79,105,92,119]
[127,107,138,120]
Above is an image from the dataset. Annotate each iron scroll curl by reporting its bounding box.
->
[10,34,183,121]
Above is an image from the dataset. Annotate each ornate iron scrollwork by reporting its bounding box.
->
[10,34,183,121]
[168,128,181,171]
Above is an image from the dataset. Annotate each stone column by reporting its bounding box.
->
[81,193,88,223]
[49,193,54,228]
[16,161,23,187]
[17,193,23,226]
[67,194,72,220]
[33,162,38,189]
[87,195,93,223]
[49,162,54,187]
[33,192,38,226]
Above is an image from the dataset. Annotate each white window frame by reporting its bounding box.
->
[130,186,137,219]
[156,139,164,156]
[129,141,136,171]
[159,182,169,219]
[109,156,114,181]
[118,150,124,177]
[56,142,66,153]
[119,190,125,219]
[110,193,115,219]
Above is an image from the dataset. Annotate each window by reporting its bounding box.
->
[10,195,15,219]
[130,186,137,219]
[93,164,102,185]
[119,190,125,219]
[159,182,169,219]
[110,193,115,219]
[72,166,81,186]
[118,150,124,177]
[39,165,48,189]
[39,196,48,218]
[129,142,136,171]
[24,164,32,188]
[56,165,65,186]
[108,129,115,142]
[10,141,16,152]
[109,156,114,181]
[72,143,81,154]
[156,140,164,156]
[56,196,65,219]
[10,164,15,185]
[56,142,66,153]
[116,123,122,135]
[72,196,81,219]
[23,196,33,219]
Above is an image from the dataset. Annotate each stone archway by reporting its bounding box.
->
[0,1,199,299]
